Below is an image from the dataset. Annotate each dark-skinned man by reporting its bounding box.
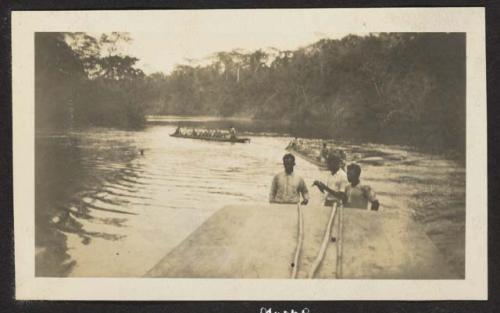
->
[314,158,380,210]
[345,163,380,211]
[269,153,309,205]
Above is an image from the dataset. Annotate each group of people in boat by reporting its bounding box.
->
[288,137,346,165]
[270,143,379,211]
[174,126,238,140]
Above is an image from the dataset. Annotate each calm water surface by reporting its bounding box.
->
[36,123,324,276]
[35,118,465,277]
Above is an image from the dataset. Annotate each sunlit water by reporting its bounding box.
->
[35,124,325,276]
[35,119,465,277]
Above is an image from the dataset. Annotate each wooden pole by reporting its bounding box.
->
[291,203,304,278]
[307,202,338,279]
[336,204,344,279]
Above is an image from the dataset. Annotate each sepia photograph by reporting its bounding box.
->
[12,8,487,300]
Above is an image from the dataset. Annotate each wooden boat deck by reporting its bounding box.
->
[145,203,457,279]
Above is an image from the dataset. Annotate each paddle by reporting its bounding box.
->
[290,203,304,278]
[336,203,344,279]
[307,202,338,279]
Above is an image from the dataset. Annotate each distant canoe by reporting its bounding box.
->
[170,133,251,143]
[287,145,389,168]
[357,156,385,166]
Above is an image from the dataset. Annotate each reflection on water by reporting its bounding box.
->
[35,119,465,277]
[35,131,143,276]
[35,124,325,276]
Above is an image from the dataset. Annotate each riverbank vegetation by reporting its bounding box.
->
[35,32,146,130]
[145,33,465,153]
[36,33,465,154]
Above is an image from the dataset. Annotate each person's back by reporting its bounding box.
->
[269,154,309,205]
[270,172,308,204]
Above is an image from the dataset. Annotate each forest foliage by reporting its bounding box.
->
[35,32,146,130]
[145,33,465,151]
[36,32,465,151]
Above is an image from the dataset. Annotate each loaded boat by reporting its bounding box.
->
[285,144,328,169]
[286,140,397,167]
[170,131,251,143]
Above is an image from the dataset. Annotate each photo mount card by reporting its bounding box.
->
[12,8,487,300]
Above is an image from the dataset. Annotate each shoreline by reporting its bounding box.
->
[145,115,464,162]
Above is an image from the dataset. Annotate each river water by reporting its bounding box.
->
[35,117,465,277]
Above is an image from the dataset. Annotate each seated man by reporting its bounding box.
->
[288,137,299,149]
[229,126,237,140]
[318,142,329,162]
[333,149,347,170]
[345,163,380,211]
[269,153,309,205]
[313,154,349,207]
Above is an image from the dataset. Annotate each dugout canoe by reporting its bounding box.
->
[170,133,251,143]
[145,203,458,279]
[287,145,396,168]
[285,146,328,170]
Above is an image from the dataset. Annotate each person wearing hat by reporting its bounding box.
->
[269,153,309,205]
[313,154,349,206]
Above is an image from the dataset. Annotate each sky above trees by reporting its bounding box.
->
[124,31,354,74]
[80,27,369,74]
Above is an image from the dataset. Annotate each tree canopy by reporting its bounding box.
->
[35,32,146,130]
[35,32,465,152]
[144,33,465,151]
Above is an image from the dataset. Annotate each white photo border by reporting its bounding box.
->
[12,8,487,300]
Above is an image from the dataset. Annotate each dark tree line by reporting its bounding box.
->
[36,32,465,152]
[146,33,465,151]
[35,32,146,130]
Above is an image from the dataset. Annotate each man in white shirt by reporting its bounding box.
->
[313,154,349,206]
[269,154,309,205]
